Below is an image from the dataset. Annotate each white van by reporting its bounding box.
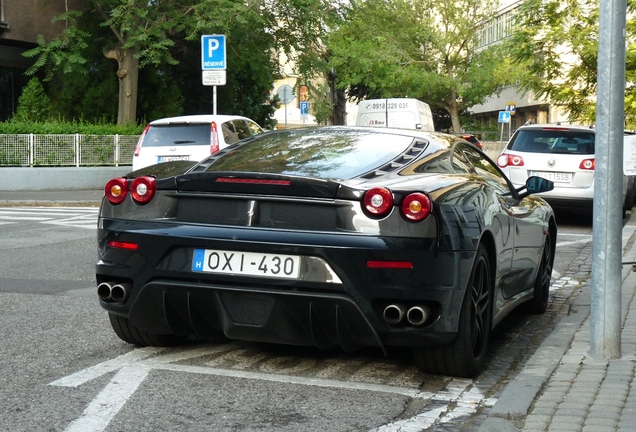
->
[355,98,435,131]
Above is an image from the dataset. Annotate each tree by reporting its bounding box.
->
[507,0,636,127]
[325,0,520,132]
[13,78,51,122]
[23,0,336,126]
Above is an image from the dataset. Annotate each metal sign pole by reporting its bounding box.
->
[213,86,217,115]
[590,0,626,360]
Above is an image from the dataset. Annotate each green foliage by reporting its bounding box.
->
[20,0,336,127]
[13,78,51,122]
[324,0,514,131]
[0,119,144,135]
[506,0,636,127]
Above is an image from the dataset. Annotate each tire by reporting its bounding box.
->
[624,177,636,216]
[529,228,554,314]
[413,244,492,378]
[108,313,186,347]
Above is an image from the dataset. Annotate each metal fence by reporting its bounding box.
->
[0,134,140,167]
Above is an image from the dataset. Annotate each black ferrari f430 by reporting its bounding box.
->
[96,126,556,378]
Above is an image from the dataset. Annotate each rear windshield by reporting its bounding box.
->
[143,124,210,147]
[508,129,595,154]
[205,129,416,180]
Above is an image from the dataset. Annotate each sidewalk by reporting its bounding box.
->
[479,211,636,432]
[0,189,103,206]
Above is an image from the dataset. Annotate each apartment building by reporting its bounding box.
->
[469,0,568,130]
[0,0,84,121]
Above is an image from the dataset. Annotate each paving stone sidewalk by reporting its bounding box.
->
[479,214,636,432]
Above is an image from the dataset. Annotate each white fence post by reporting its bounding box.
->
[115,134,120,167]
[75,133,80,167]
[29,133,34,167]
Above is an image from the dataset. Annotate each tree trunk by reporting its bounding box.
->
[105,47,140,126]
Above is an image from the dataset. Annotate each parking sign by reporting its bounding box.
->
[201,35,226,70]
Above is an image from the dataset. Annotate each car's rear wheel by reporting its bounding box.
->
[413,244,492,378]
[108,313,186,347]
[529,229,554,314]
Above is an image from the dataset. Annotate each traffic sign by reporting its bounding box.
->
[202,70,226,86]
[276,85,294,105]
[498,111,511,123]
[201,35,226,70]
[300,101,309,115]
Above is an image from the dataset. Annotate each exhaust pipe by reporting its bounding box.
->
[97,282,113,301]
[407,305,431,326]
[110,283,131,303]
[383,304,406,325]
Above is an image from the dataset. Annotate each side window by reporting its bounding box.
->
[462,145,510,193]
[247,121,264,135]
[222,122,240,144]
[450,146,475,174]
[232,121,252,140]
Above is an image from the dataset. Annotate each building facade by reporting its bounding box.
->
[469,0,568,131]
[0,0,84,121]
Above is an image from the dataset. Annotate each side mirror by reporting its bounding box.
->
[526,176,554,194]
[517,176,554,199]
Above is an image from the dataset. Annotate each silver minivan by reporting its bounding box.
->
[132,114,264,171]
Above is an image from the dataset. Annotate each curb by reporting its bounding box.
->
[478,212,636,431]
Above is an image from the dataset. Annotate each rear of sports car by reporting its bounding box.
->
[96,128,480,371]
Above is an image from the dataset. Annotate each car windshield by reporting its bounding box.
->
[205,129,416,179]
[508,129,595,155]
[144,124,210,147]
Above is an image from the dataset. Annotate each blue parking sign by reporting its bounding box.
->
[498,111,511,124]
[201,35,226,70]
[300,101,309,115]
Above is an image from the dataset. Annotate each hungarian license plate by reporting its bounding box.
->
[531,171,572,183]
[191,249,300,279]
[158,155,189,163]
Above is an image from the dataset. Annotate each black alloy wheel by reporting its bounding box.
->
[530,229,554,314]
[413,244,492,377]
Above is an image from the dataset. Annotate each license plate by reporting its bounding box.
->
[531,171,572,183]
[158,155,190,163]
[192,249,300,279]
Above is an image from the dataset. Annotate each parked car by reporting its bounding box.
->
[497,123,636,215]
[132,114,265,171]
[97,126,556,378]
[455,133,483,149]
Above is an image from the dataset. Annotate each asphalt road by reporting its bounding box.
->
[0,206,594,432]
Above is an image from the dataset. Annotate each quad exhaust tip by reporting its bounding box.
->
[97,282,131,303]
[383,303,431,327]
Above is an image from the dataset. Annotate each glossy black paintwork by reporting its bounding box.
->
[97,126,555,352]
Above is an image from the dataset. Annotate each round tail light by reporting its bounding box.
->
[130,176,156,204]
[105,178,127,205]
[364,187,393,217]
[402,193,432,221]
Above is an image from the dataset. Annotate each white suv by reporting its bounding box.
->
[497,123,636,215]
[132,114,264,171]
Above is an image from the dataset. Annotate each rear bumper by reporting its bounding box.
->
[96,222,474,351]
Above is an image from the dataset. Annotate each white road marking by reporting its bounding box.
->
[50,344,441,432]
[63,365,150,432]
[0,207,98,229]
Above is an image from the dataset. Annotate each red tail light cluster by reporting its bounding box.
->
[134,125,150,157]
[497,153,524,168]
[579,158,595,170]
[105,176,156,205]
[402,193,432,221]
[363,188,432,222]
[364,187,393,216]
[210,121,220,154]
